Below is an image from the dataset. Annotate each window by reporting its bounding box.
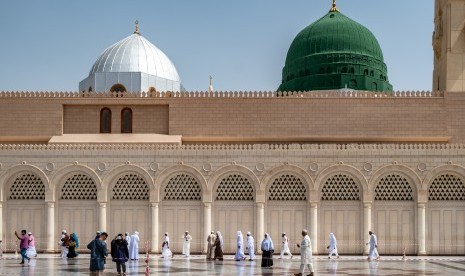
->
[121,108,133,133]
[100,108,111,133]
[342,67,348,73]
[370,71,374,77]
[349,68,355,74]
[88,86,93,92]
[372,82,378,91]
[110,83,127,97]
[349,79,357,88]
[364,69,369,76]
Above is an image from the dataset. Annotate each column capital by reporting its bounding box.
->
[99,202,107,208]
[255,202,265,208]
[203,202,212,207]
[47,202,55,208]
[310,202,318,208]
[151,202,159,208]
[363,202,373,208]
[417,202,427,208]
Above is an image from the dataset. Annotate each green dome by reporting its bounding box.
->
[278,10,392,92]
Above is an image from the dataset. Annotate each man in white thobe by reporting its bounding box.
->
[366,231,380,261]
[280,232,293,259]
[327,232,339,259]
[129,231,140,260]
[246,232,255,261]
[125,232,131,251]
[182,231,192,257]
[295,229,314,276]
[207,231,216,260]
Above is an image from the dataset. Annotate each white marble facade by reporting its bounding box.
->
[1,143,464,255]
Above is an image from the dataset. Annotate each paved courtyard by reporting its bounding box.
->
[1,254,465,275]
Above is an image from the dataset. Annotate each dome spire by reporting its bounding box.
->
[134,20,140,35]
[329,0,339,12]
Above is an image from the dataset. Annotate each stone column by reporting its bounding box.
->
[256,202,265,254]
[203,202,212,253]
[46,202,55,252]
[151,203,159,253]
[310,203,318,253]
[417,203,427,255]
[363,202,372,255]
[99,202,107,232]
[0,202,3,243]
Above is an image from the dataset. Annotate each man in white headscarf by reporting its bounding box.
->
[129,231,140,260]
[280,232,293,259]
[295,229,314,276]
[366,231,380,261]
[327,232,339,259]
[125,232,131,250]
[261,233,274,268]
[161,232,173,258]
[206,231,216,260]
[234,231,246,261]
[246,232,255,261]
[182,231,192,257]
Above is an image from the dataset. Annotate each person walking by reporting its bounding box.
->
[87,232,108,275]
[129,231,140,261]
[246,232,255,261]
[327,232,339,259]
[61,230,70,258]
[14,230,30,264]
[67,233,79,258]
[26,232,37,258]
[182,231,192,257]
[111,234,129,276]
[294,229,314,276]
[213,231,224,261]
[280,232,293,259]
[234,231,246,261]
[0,240,3,258]
[161,233,173,258]
[206,231,216,260]
[366,231,380,261]
[261,233,274,268]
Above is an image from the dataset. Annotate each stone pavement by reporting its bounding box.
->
[1,254,465,275]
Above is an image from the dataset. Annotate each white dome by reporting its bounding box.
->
[89,33,181,82]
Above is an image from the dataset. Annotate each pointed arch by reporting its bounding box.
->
[50,164,102,202]
[155,164,209,203]
[208,164,261,202]
[260,164,314,202]
[102,164,154,202]
[0,164,50,202]
[314,164,368,202]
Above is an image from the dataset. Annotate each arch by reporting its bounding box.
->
[371,82,378,90]
[110,83,127,93]
[314,164,368,202]
[102,164,154,202]
[208,164,261,202]
[121,107,133,133]
[369,164,422,201]
[422,164,465,190]
[260,164,314,201]
[50,164,102,202]
[155,164,209,202]
[0,164,50,202]
[100,108,111,133]
[88,86,93,92]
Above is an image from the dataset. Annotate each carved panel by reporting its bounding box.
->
[164,174,201,201]
[268,174,306,201]
[321,174,360,201]
[9,174,45,200]
[216,174,254,201]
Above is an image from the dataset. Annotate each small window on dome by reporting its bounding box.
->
[88,86,93,92]
[148,86,157,97]
[372,82,378,91]
[364,69,369,76]
[100,108,111,134]
[330,14,335,18]
[370,71,374,77]
[350,79,358,88]
[110,84,127,97]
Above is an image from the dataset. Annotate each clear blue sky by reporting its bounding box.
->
[0,0,433,92]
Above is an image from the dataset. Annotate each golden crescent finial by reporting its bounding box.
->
[330,0,339,12]
[134,20,140,35]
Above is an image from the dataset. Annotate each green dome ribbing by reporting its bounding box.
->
[278,10,392,92]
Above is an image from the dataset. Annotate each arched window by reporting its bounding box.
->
[370,71,374,77]
[364,69,369,76]
[88,86,93,92]
[349,79,357,88]
[148,87,157,97]
[372,82,378,91]
[121,108,133,133]
[110,83,127,97]
[100,108,111,133]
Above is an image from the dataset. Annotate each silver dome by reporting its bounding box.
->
[89,33,181,83]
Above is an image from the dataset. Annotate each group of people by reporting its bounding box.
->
[87,231,140,275]
[59,230,79,259]
[13,230,37,264]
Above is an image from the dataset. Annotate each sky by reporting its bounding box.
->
[0,0,434,92]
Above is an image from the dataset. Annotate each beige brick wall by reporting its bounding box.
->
[63,105,169,134]
[0,101,62,139]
